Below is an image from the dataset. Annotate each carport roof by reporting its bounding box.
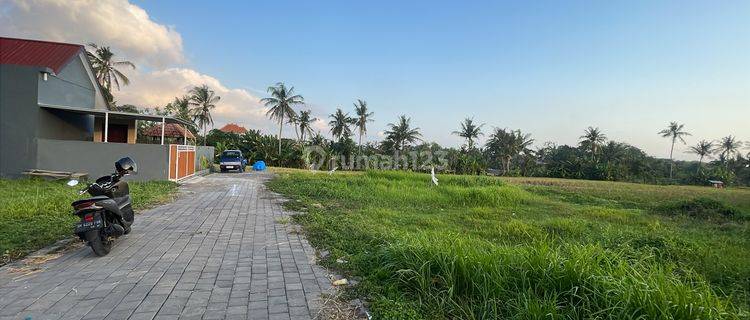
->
[39,103,194,126]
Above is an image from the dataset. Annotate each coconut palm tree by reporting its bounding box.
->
[189,85,220,146]
[353,99,374,150]
[166,96,194,123]
[580,127,607,161]
[687,140,714,174]
[452,118,485,150]
[485,128,534,174]
[658,122,691,179]
[384,115,422,151]
[296,110,317,143]
[328,108,355,140]
[86,44,135,105]
[716,135,743,169]
[261,83,304,155]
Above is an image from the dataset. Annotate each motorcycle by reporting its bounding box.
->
[67,157,137,256]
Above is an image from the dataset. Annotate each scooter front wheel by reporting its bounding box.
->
[85,230,112,256]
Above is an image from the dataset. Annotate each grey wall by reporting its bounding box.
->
[37,56,96,109]
[36,139,169,181]
[0,65,40,178]
[38,108,93,141]
[195,146,215,171]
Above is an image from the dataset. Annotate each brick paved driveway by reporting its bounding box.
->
[0,173,332,320]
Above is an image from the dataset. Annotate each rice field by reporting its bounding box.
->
[268,169,750,319]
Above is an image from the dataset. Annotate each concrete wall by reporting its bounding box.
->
[37,54,96,109]
[38,108,93,141]
[36,139,169,181]
[195,146,215,171]
[0,65,40,178]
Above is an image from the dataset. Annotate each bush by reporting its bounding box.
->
[654,197,742,220]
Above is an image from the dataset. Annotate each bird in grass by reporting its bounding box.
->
[430,166,439,186]
[328,166,338,175]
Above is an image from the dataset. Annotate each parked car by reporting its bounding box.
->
[219,150,248,172]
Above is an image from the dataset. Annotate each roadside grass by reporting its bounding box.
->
[0,178,178,264]
[267,169,750,319]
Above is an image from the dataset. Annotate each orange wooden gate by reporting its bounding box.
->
[168,144,196,181]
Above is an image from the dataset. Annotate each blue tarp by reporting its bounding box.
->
[253,161,266,171]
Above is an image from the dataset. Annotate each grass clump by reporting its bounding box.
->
[0,178,178,264]
[653,197,743,220]
[268,170,750,319]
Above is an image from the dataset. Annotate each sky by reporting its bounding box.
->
[1,0,748,160]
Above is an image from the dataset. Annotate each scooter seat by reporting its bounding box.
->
[72,196,110,207]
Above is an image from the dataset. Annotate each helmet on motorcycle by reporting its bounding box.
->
[115,157,138,175]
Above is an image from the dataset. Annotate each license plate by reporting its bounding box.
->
[75,218,103,233]
[226,166,234,169]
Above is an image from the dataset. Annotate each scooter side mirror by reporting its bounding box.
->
[67,179,79,187]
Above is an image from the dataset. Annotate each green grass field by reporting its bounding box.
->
[0,178,178,264]
[268,169,750,319]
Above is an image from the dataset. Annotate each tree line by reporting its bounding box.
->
[87,44,750,186]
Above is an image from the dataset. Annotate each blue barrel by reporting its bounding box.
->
[253,161,266,171]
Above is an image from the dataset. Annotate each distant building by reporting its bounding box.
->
[219,123,248,134]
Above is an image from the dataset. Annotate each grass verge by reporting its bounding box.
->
[268,170,750,319]
[0,178,178,264]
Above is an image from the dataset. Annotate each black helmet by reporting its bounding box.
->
[115,157,137,175]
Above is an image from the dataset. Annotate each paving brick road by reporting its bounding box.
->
[0,173,333,320]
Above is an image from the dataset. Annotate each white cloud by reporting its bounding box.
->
[117,68,279,133]
[0,0,184,68]
[0,0,331,137]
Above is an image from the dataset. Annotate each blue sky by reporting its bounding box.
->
[5,0,747,159]
[129,0,749,159]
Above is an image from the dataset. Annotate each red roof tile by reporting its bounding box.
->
[219,123,247,134]
[0,37,83,74]
[143,123,195,139]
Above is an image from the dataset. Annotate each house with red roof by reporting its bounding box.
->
[0,37,209,180]
[219,123,248,134]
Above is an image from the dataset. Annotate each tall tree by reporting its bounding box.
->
[353,99,374,150]
[166,96,194,123]
[452,118,485,150]
[658,122,691,179]
[86,43,135,106]
[296,110,318,143]
[261,83,304,155]
[384,115,422,151]
[485,128,534,174]
[328,108,355,140]
[189,85,221,146]
[580,127,607,161]
[687,140,714,174]
[716,135,743,170]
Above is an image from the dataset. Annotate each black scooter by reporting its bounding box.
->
[68,157,137,256]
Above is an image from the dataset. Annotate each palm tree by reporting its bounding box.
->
[485,128,534,174]
[328,108,355,140]
[296,110,317,143]
[384,115,422,151]
[687,140,714,174]
[716,135,743,169]
[353,99,374,150]
[580,127,607,161]
[261,83,304,155]
[658,122,691,179]
[189,85,220,146]
[86,43,135,105]
[166,96,194,123]
[452,118,485,150]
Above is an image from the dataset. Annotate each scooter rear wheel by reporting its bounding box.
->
[85,230,112,256]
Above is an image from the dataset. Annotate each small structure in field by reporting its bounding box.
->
[708,180,724,188]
